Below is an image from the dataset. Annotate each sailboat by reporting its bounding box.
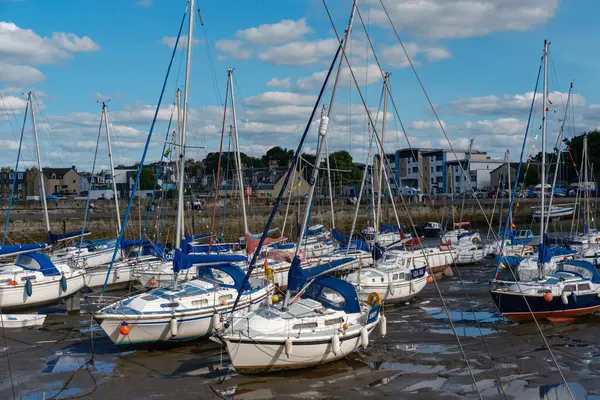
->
[490,41,600,322]
[0,92,86,310]
[94,1,273,344]
[216,2,382,372]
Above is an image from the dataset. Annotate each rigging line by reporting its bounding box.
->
[2,99,28,247]
[322,2,482,396]
[372,2,502,245]
[101,2,188,295]
[353,6,449,235]
[32,94,67,167]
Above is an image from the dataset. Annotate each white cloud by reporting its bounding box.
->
[296,63,383,92]
[0,21,99,65]
[411,120,447,130]
[464,117,526,135]
[265,77,291,89]
[0,139,19,150]
[258,38,337,66]
[244,91,316,107]
[236,18,312,45]
[159,36,202,50]
[0,62,45,84]
[215,39,251,60]
[380,43,450,68]
[450,91,586,116]
[51,32,99,53]
[369,0,559,39]
[0,94,27,113]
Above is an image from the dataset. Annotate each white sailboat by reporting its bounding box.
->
[216,3,382,372]
[94,2,273,344]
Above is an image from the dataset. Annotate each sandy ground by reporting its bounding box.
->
[1,261,600,399]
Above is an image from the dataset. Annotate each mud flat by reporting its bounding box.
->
[1,261,599,399]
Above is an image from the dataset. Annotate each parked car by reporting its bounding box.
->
[46,194,58,200]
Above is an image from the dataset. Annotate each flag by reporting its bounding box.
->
[553,108,557,113]
[545,106,549,112]
[292,176,303,190]
[163,147,171,158]
[499,262,507,269]
[548,99,553,105]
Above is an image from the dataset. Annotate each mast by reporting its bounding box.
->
[103,103,122,233]
[293,0,357,256]
[174,0,194,289]
[176,88,184,240]
[324,136,335,230]
[506,150,512,229]
[228,68,249,237]
[584,134,591,237]
[30,92,51,234]
[375,72,390,244]
[539,39,549,278]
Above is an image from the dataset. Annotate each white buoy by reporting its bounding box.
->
[318,116,329,136]
[211,312,221,331]
[170,317,178,337]
[380,315,387,337]
[561,292,569,305]
[284,337,293,358]
[360,327,369,348]
[331,333,340,356]
[388,281,395,296]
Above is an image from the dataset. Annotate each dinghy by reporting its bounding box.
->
[0,313,46,328]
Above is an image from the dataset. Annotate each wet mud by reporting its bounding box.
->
[2,261,600,399]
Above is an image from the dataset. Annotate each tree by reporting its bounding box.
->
[262,146,294,167]
[139,168,156,190]
[329,150,361,185]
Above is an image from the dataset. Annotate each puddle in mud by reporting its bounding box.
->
[396,343,459,354]
[42,354,115,374]
[421,307,500,323]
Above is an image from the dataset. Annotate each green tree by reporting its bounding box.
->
[139,168,157,190]
[329,150,361,185]
[262,146,294,167]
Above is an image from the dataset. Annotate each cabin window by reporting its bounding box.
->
[578,283,591,291]
[21,276,36,282]
[392,274,399,281]
[219,294,233,303]
[399,272,406,281]
[381,278,384,282]
[192,299,209,307]
[160,302,179,308]
[371,278,376,283]
[563,284,577,292]
[325,317,344,326]
[293,322,318,330]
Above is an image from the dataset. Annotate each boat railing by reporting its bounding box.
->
[85,290,146,314]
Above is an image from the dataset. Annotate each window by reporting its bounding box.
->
[563,285,577,292]
[431,167,434,172]
[9,173,13,179]
[412,167,418,173]
[73,180,76,184]
[392,274,399,281]
[456,176,460,182]
[18,173,23,180]
[17,184,22,190]
[292,322,318,330]
[325,317,344,326]
[435,154,443,161]
[436,166,443,172]
[578,283,591,291]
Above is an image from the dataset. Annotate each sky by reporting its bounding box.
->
[1,0,599,172]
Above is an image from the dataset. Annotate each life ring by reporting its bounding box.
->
[367,292,381,307]
[265,267,274,282]
[596,237,600,243]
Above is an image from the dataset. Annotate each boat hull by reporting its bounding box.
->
[357,275,427,304]
[84,264,136,291]
[220,322,379,374]
[490,290,600,322]
[95,290,270,345]
[0,273,85,311]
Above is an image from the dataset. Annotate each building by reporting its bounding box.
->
[0,168,26,199]
[447,158,504,193]
[421,149,488,194]
[489,163,518,189]
[31,167,80,196]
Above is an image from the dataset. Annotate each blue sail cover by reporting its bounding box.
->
[246,228,279,240]
[0,243,47,257]
[458,231,477,239]
[119,238,151,249]
[331,228,350,243]
[183,241,236,254]
[537,243,576,264]
[558,260,600,284]
[48,230,90,244]
[287,255,354,293]
[172,248,247,273]
[15,252,60,276]
[196,263,251,291]
[142,243,166,258]
[303,275,361,314]
[347,240,368,251]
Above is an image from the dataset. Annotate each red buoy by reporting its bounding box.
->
[149,278,157,286]
[426,276,434,284]
[119,322,131,336]
[543,292,553,302]
[8,279,17,286]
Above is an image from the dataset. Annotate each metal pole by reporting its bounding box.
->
[30,93,50,233]
[174,0,194,289]
[375,72,389,243]
[103,103,122,233]
[539,39,549,278]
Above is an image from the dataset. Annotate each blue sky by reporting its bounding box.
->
[0,0,598,171]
